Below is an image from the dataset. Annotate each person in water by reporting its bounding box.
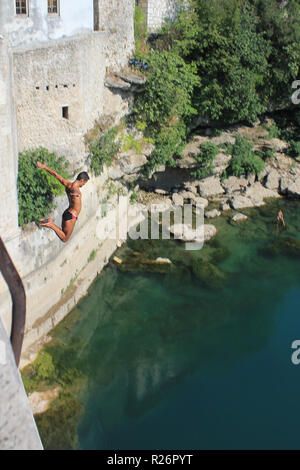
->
[277,209,286,228]
[37,161,89,242]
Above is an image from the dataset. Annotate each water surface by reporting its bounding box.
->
[35,199,300,450]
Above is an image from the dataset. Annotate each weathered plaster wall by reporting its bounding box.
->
[0,0,94,48]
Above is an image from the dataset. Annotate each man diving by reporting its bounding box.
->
[37,161,89,243]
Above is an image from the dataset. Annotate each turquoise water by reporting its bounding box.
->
[38,198,300,450]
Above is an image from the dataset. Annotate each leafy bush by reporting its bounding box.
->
[267,123,280,139]
[22,352,56,393]
[17,148,70,226]
[288,141,300,158]
[89,127,120,176]
[134,50,199,130]
[141,122,187,175]
[227,135,265,176]
[191,142,219,179]
[122,134,143,155]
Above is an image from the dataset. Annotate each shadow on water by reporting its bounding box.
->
[31,198,300,449]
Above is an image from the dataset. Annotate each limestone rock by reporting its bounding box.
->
[205,209,221,219]
[246,182,280,201]
[211,133,235,146]
[212,153,232,175]
[258,138,289,153]
[222,176,248,194]
[168,223,217,243]
[192,197,209,208]
[178,190,198,202]
[230,195,255,209]
[155,257,172,264]
[172,192,184,206]
[147,198,173,213]
[230,182,279,209]
[232,213,248,222]
[183,181,199,194]
[281,176,300,198]
[247,173,256,185]
[221,202,231,211]
[264,169,280,190]
[181,135,209,160]
[117,152,148,175]
[155,189,168,195]
[198,176,225,198]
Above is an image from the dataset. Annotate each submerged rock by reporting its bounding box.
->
[191,259,226,289]
[168,223,217,243]
[232,213,248,222]
[117,256,174,274]
[264,236,300,258]
[205,209,221,219]
[208,238,231,264]
[155,257,172,264]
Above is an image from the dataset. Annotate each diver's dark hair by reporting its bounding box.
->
[76,171,90,181]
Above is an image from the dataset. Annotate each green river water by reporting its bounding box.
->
[26,198,300,450]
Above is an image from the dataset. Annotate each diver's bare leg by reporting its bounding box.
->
[39,218,75,243]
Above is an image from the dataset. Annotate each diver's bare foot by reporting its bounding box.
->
[39,218,53,227]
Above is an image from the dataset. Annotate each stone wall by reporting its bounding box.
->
[13,33,107,167]
[96,0,135,69]
[139,0,177,32]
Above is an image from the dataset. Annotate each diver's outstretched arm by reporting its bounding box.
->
[37,161,71,188]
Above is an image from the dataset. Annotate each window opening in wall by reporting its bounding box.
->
[62,106,69,120]
[48,0,59,14]
[16,0,28,15]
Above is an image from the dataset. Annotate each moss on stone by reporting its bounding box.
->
[35,391,83,450]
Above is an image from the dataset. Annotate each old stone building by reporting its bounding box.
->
[137,0,178,31]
